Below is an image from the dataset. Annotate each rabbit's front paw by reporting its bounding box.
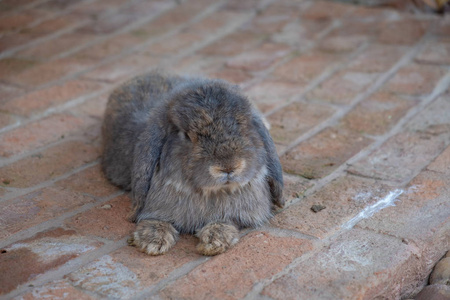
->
[128,220,179,255]
[196,223,239,256]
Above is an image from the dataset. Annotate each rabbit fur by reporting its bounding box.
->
[102,71,284,255]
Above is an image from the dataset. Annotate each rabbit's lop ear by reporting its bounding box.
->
[130,119,167,222]
[251,109,285,208]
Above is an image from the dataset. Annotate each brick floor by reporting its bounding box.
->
[0,0,449,299]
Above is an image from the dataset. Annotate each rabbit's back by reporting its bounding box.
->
[101,72,181,189]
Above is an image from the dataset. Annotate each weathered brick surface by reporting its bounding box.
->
[17,33,96,60]
[340,92,418,135]
[56,164,119,198]
[66,236,202,299]
[2,79,104,117]
[160,232,313,300]
[307,70,380,104]
[273,52,341,85]
[348,125,450,183]
[271,175,393,239]
[14,279,95,300]
[246,78,308,114]
[348,44,409,73]
[82,54,160,83]
[262,229,426,300]
[0,140,100,188]
[356,171,450,297]
[268,101,336,145]
[0,113,94,157]
[384,63,446,96]
[0,188,96,239]
[0,228,102,295]
[0,1,448,299]
[427,145,450,175]
[416,40,450,65]
[7,58,91,87]
[226,43,290,72]
[65,195,132,240]
[378,19,430,45]
[281,127,373,179]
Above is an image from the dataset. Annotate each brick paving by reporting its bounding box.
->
[0,0,449,299]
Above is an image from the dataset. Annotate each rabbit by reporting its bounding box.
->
[101,71,284,256]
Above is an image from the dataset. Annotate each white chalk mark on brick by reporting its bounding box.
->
[343,189,404,230]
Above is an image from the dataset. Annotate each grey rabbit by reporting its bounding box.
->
[101,71,284,256]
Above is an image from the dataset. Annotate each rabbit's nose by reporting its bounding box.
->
[221,167,234,175]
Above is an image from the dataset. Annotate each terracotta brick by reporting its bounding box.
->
[0,228,101,295]
[66,236,201,298]
[0,190,96,239]
[148,32,201,56]
[76,1,170,35]
[384,63,446,96]
[35,0,84,11]
[0,113,94,157]
[268,101,335,145]
[282,173,314,205]
[226,43,290,72]
[349,123,450,182]
[199,31,265,56]
[2,79,105,117]
[15,279,94,300]
[307,70,379,105]
[435,16,450,36]
[208,67,253,85]
[0,0,41,11]
[415,40,450,65]
[427,145,450,175]
[133,0,213,38]
[0,140,100,188]
[340,92,418,136]
[245,3,300,35]
[378,19,430,45]
[356,171,450,297]
[224,0,264,11]
[148,10,243,56]
[72,92,109,119]
[273,53,341,85]
[281,127,373,179]
[74,33,144,62]
[20,15,83,38]
[245,79,307,114]
[348,44,409,73]
[17,33,96,60]
[69,0,118,17]
[262,229,424,299]
[0,12,40,33]
[7,58,91,87]
[273,19,333,48]
[65,195,132,240]
[318,34,368,53]
[160,231,313,300]
[406,92,450,132]
[0,112,18,131]
[170,55,224,76]
[272,175,392,238]
[300,1,352,20]
[0,82,24,104]
[0,57,38,80]
[56,164,119,198]
[82,54,160,83]
[0,33,34,53]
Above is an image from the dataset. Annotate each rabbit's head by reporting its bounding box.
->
[166,80,266,194]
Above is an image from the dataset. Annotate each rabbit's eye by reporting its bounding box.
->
[179,131,191,142]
